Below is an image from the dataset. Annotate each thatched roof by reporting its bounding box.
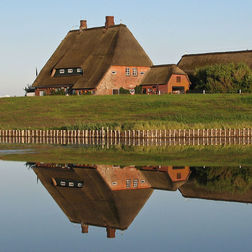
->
[33,165,153,230]
[178,50,252,75]
[141,64,187,85]
[179,181,252,204]
[32,24,152,89]
[141,170,186,191]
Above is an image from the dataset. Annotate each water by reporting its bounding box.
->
[1,145,252,252]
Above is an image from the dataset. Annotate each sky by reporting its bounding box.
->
[0,0,252,96]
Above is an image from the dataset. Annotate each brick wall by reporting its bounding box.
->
[96,66,150,95]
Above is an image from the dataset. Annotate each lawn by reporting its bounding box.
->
[0,94,252,130]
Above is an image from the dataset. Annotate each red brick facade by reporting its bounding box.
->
[142,74,190,95]
[94,66,150,95]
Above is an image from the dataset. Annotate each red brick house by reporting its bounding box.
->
[140,64,190,94]
[32,16,152,96]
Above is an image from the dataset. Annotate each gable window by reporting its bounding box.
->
[140,72,145,75]
[126,179,131,188]
[59,69,65,74]
[132,68,138,77]
[68,69,73,73]
[133,179,139,188]
[176,76,181,83]
[112,71,117,75]
[77,68,83,73]
[125,67,130,76]
[177,173,182,179]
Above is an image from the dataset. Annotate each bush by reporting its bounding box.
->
[50,89,66,95]
[194,63,252,93]
[119,87,130,94]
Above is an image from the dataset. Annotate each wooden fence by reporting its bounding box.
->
[0,128,252,139]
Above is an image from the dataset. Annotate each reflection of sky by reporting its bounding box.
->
[0,160,252,252]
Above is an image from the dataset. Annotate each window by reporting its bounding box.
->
[177,173,182,180]
[69,182,74,187]
[133,68,138,76]
[112,182,118,186]
[176,76,181,83]
[126,179,131,188]
[133,179,139,188]
[112,71,117,75]
[77,68,83,73]
[125,67,130,76]
[68,69,73,73]
[60,181,66,186]
[59,69,65,74]
[141,179,145,183]
[140,72,145,75]
[112,89,119,95]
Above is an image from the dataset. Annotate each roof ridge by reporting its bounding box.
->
[182,49,252,58]
[151,64,177,68]
[69,24,126,33]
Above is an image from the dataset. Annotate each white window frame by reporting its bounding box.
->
[77,68,82,73]
[133,179,139,188]
[125,67,130,76]
[68,69,73,74]
[132,68,138,76]
[126,179,131,188]
[59,69,65,74]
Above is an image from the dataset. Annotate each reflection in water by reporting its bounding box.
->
[28,163,252,238]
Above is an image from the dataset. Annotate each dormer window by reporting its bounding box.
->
[54,67,83,77]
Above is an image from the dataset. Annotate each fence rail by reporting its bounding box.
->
[0,128,252,146]
[0,128,252,139]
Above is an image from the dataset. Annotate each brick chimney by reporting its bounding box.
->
[105,16,115,28]
[106,227,116,238]
[81,224,89,233]
[80,20,87,30]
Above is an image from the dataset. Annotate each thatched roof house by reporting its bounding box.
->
[32,16,152,96]
[178,50,252,75]
[140,64,190,94]
[33,164,153,238]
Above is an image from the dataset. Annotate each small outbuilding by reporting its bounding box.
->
[140,64,190,94]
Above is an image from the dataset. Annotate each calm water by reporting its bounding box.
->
[1,157,252,252]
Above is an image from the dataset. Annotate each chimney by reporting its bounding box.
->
[81,224,89,233]
[80,20,87,30]
[106,227,116,238]
[105,16,115,28]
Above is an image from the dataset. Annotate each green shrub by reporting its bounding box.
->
[194,63,252,93]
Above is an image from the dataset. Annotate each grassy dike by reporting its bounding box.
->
[0,94,252,130]
[0,144,252,166]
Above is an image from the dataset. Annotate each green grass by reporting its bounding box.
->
[1,94,252,129]
[0,144,252,166]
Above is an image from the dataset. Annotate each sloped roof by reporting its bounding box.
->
[179,181,252,204]
[32,24,152,89]
[141,64,187,85]
[33,165,153,230]
[178,50,252,75]
[141,170,186,191]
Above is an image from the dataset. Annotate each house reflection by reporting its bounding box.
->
[32,163,154,238]
[30,163,252,238]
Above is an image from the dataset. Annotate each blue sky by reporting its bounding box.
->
[0,0,252,96]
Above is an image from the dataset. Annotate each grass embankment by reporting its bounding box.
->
[0,94,252,130]
[0,144,252,166]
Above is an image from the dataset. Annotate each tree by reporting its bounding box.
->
[194,63,252,93]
